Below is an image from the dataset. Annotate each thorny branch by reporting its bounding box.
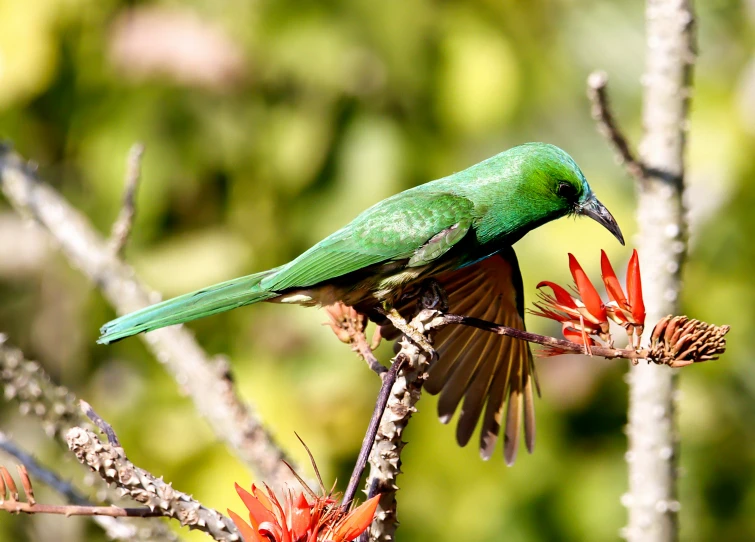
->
[0,338,182,541]
[65,406,241,541]
[0,433,181,542]
[109,143,145,256]
[362,309,445,542]
[0,144,301,489]
[0,333,80,439]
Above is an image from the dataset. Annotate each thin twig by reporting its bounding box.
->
[0,145,301,489]
[0,436,184,542]
[109,143,144,256]
[66,426,240,541]
[342,356,404,511]
[2,500,165,518]
[0,432,88,506]
[0,463,185,542]
[354,332,386,375]
[587,71,646,182]
[442,314,647,363]
[81,400,121,446]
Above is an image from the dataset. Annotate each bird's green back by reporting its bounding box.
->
[99,142,598,344]
[262,142,590,292]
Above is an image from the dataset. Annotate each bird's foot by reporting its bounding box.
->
[379,307,438,361]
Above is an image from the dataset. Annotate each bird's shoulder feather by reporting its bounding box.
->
[261,190,475,291]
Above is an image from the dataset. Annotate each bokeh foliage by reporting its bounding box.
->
[0,0,752,541]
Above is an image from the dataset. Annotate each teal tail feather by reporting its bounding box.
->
[98,269,280,344]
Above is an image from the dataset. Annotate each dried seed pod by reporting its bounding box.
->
[17,465,34,506]
[648,315,730,367]
[0,466,18,502]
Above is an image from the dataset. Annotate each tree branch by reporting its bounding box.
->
[587,71,646,182]
[66,425,240,541]
[0,435,182,541]
[589,2,696,540]
[342,356,403,511]
[0,333,80,438]
[109,143,145,256]
[361,283,448,542]
[0,144,300,488]
[623,0,695,538]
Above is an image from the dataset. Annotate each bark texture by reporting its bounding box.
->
[625,1,695,540]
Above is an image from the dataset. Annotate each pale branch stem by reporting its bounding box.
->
[342,356,403,511]
[587,71,646,182]
[66,426,240,542]
[588,1,696,540]
[0,145,301,489]
[623,0,695,540]
[109,142,145,256]
[0,433,182,542]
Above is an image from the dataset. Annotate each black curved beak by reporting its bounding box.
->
[579,195,625,246]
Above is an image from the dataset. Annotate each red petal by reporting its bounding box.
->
[600,250,628,307]
[627,250,645,325]
[264,490,292,542]
[228,508,263,542]
[536,281,578,309]
[236,483,277,530]
[563,327,596,345]
[568,253,606,321]
[290,492,312,539]
[331,496,380,541]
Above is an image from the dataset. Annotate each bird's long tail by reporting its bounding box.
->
[97,269,281,344]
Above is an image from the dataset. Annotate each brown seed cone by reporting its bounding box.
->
[648,315,730,368]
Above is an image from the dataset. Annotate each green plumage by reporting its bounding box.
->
[98,142,623,463]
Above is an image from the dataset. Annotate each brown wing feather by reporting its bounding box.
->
[425,252,537,463]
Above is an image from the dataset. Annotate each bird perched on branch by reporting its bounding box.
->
[98,142,624,464]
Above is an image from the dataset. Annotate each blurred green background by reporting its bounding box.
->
[0,0,752,540]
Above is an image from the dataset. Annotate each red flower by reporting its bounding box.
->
[228,482,379,542]
[531,253,611,349]
[600,249,645,347]
[531,251,646,350]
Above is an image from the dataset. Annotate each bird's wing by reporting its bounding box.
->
[424,247,538,465]
[261,192,475,291]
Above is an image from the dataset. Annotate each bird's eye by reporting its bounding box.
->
[557,181,578,201]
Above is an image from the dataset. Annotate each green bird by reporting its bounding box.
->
[98,142,623,464]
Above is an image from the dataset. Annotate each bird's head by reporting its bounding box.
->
[509,143,625,245]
